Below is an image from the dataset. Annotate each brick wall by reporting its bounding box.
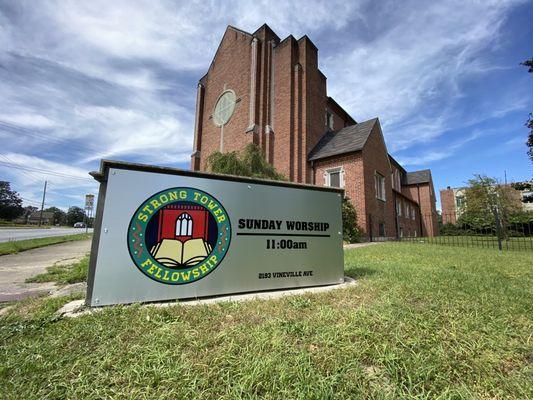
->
[404,183,439,236]
[271,36,297,179]
[326,107,348,132]
[361,124,396,238]
[299,37,326,184]
[394,194,422,237]
[197,27,255,171]
[313,153,366,234]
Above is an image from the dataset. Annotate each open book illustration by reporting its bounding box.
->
[150,238,213,268]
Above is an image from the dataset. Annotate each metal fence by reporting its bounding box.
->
[399,212,533,251]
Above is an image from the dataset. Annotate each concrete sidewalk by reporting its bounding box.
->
[343,242,383,249]
[0,239,91,302]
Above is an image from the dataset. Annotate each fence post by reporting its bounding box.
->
[493,208,503,251]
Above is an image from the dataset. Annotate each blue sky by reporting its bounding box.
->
[0,0,532,211]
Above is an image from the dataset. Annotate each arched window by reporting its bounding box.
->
[176,213,193,236]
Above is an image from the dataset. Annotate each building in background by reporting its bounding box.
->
[27,211,53,225]
[440,182,532,224]
[440,187,466,224]
[191,24,438,239]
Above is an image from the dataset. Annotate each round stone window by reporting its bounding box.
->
[213,90,236,127]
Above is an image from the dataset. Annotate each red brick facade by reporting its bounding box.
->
[440,187,457,224]
[191,24,439,239]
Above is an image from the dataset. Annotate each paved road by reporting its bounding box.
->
[0,239,91,302]
[0,228,93,243]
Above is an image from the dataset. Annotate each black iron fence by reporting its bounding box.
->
[399,211,533,251]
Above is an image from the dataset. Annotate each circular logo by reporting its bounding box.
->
[127,188,231,285]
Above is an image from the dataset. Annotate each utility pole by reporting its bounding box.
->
[504,170,507,185]
[38,180,47,227]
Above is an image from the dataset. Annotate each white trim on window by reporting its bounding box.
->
[323,166,345,188]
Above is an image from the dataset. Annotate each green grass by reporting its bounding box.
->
[0,234,92,256]
[25,255,89,285]
[0,244,531,399]
[402,235,533,251]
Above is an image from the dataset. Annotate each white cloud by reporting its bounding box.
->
[324,0,527,148]
[0,113,57,128]
[397,136,475,167]
[72,105,193,163]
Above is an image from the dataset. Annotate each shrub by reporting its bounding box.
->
[342,197,361,243]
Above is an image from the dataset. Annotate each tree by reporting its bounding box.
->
[462,175,522,238]
[207,144,360,242]
[207,143,285,180]
[521,59,533,161]
[66,206,86,226]
[0,181,24,221]
[521,58,533,73]
[45,206,67,226]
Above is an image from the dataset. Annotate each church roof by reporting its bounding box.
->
[405,169,432,185]
[308,118,378,161]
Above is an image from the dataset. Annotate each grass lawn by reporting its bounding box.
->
[25,255,89,285]
[401,235,533,251]
[0,244,531,399]
[0,233,92,256]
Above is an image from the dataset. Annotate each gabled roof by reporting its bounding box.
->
[405,169,431,185]
[308,118,378,161]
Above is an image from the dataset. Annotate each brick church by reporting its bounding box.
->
[191,24,438,239]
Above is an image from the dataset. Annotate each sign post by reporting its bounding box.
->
[86,160,344,306]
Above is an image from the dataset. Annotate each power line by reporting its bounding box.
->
[21,197,43,204]
[0,160,94,182]
[0,121,101,154]
[0,154,43,184]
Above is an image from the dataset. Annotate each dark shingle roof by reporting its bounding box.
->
[405,169,431,185]
[308,118,378,161]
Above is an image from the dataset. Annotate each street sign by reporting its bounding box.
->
[86,161,344,306]
[85,194,94,210]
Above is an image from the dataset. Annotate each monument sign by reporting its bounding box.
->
[86,160,344,306]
